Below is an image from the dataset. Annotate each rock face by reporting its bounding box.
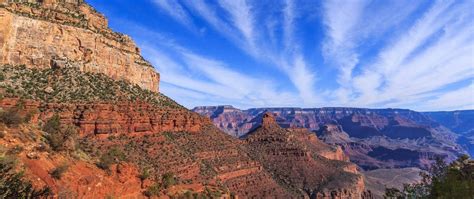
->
[0,98,208,136]
[0,0,159,92]
[0,128,146,198]
[245,113,372,198]
[424,110,474,156]
[193,106,466,170]
[423,110,474,134]
[193,105,253,137]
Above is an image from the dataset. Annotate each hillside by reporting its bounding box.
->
[0,66,374,198]
[0,0,375,198]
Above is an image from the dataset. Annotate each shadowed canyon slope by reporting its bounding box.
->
[0,1,375,198]
[424,110,474,156]
[193,106,468,170]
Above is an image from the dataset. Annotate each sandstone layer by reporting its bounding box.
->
[0,98,208,136]
[0,0,159,91]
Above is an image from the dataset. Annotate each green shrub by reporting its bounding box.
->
[385,155,474,198]
[43,115,78,151]
[23,110,37,123]
[138,169,150,181]
[42,114,61,135]
[162,172,176,188]
[50,164,69,179]
[0,109,23,128]
[183,191,193,199]
[0,155,51,198]
[97,147,126,170]
[144,183,162,197]
[6,145,23,155]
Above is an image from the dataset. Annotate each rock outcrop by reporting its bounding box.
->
[0,0,159,91]
[0,98,208,136]
[245,112,372,198]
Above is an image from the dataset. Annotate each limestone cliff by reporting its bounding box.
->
[0,0,159,92]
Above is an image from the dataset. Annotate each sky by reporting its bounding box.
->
[86,0,474,111]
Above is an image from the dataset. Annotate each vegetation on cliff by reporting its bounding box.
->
[384,155,474,199]
[0,65,181,109]
[0,154,51,198]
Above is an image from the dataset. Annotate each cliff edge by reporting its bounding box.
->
[0,0,159,92]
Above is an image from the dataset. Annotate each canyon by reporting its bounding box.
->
[193,106,468,170]
[0,0,376,198]
[193,106,473,197]
[424,110,474,156]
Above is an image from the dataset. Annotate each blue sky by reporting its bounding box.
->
[86,0,473,111]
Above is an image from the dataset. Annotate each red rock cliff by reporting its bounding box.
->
[0,98,209,136]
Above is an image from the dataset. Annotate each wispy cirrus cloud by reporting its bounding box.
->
[162,0,321,106]
[322,0,366,86]
[218,0,256,48]
[152,0,194,29]
[321,0,474,110]
[322,0,426,103]
[135,31,299,108]
[350,0,474,107]
[419,83,474,111]
[94,0,473,110]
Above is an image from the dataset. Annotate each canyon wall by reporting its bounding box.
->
[1,98,208,136]
[0,0,159,92]
[193,106,466,170]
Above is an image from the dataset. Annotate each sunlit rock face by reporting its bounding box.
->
[0,0,160,92]
[244,112,373,198]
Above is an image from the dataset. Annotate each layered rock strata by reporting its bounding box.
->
[0,0,159,91]
[194,106,465,170]
[0,98,207,136]
[244,113,372,198]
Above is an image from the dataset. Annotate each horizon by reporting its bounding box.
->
[86,0,474,111]
[191,104,474,112]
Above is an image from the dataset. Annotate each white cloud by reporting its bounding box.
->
[322,0,366,85]
[351,0,474,108]
[122,0,473,110]
[416,83,474,111]
[218,0,255,46]
[140,42,299,109]
[283,0,295,52]
[181,0,319,106]
[152,0,194,28]
[322,0,426,101]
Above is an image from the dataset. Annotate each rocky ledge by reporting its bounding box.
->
[0,98,209,136]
